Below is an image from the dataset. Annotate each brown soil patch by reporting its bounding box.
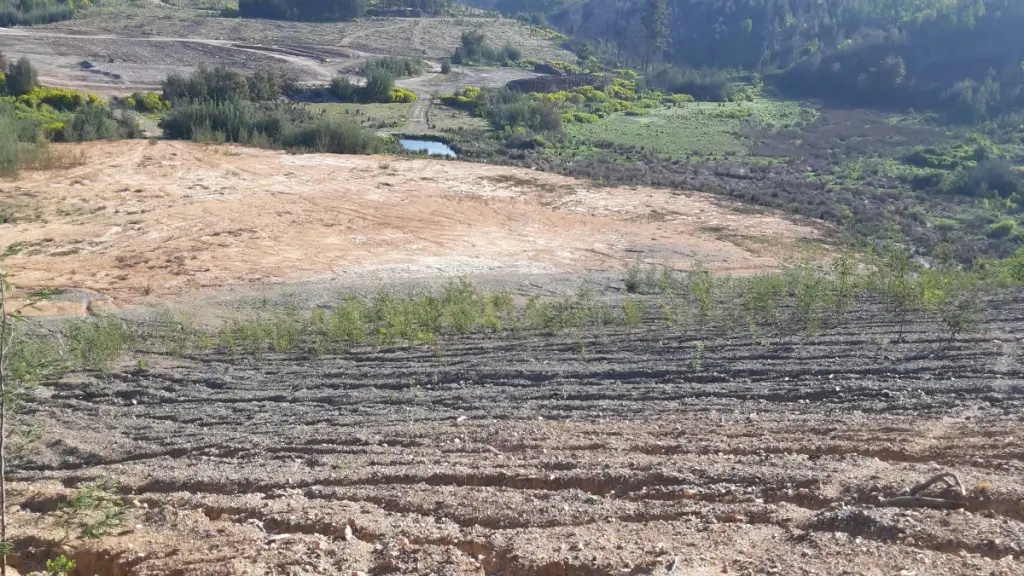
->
[0,140,824,309]
[9,303,1024,575]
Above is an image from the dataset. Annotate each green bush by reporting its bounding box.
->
[63,105,116,141]
[127,91,169,113]
[0,112,17,176]
[63,316,134,371]
[0,0,77,28]
[986,219,1017,239]
[362,69,394,104]
[441,58,452,75]
[389,87,417,103]
[280,117,384,154]
[451,31,521,65]
[162,66,283,104]
[329,76,358,101]
[494,99,562,133]
[365,57,423,78]
[3,57,38,97]
[160,100,382,154]
[18,86,100,111]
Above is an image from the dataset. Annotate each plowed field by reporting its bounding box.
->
[8,298,1024,575]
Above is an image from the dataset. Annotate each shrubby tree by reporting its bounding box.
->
[4,57,37,97]
[362,69,394,103]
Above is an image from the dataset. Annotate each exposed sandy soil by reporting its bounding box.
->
[0,140,824,314]
[8,297,1024,575]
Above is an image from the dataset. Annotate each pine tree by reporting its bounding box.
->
[641,0,668,72]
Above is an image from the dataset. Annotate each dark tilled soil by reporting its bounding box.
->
[8,298,1024,576]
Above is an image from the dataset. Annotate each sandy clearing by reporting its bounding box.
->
[0,140,825,309]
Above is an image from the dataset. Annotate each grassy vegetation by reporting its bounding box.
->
[0,0,80,27]
[158,67,387,154]
[9,240,1022,379]
[428,104,489,132]
[563,100,812,160]
[307,102,414,131]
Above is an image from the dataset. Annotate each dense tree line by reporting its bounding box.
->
[470,0,1024,121]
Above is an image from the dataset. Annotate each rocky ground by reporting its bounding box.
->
[6,296,1024,575]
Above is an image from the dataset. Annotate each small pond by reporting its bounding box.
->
[399,139,456,158]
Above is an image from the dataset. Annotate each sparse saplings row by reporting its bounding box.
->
[15,244,1024,371]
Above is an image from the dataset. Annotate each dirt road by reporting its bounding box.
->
[0,17,567,95]
[396,66,541,133]
[9,298,1024,575]
[0,27,343,93]
[0,141,823,313]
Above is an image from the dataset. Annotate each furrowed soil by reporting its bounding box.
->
[0,140,823,316]
[8,298,1024,575]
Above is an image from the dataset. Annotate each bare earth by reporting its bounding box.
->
[0,19,568,96]
[8,299,1024,575]
[0,140,823,314]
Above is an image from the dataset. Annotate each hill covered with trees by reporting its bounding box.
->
[470,0,1024,123]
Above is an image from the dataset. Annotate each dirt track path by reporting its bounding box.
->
[0,27,336,83]
[401,71,439,132]
[9,298,1024,575]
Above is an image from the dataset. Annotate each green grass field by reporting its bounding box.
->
[306,102,414,131]
[429,105,489,132]
[564,100,814,159]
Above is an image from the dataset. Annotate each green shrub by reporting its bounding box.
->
[365,57,423,78]
[986,219,1017,238]
[128,91,169,113]
[450,31,521,65]
[18,86,100,111]
[441,58,452,75]
[362,69,394,104]
[0,0,77,27]
[63,316,134,370]
[280,117,384,154]
[329,76,358,101]
[4,57,38,97]
[389,87,417,103]
[0,112,16,176]
[161,100,382,154]
[162,66,282,104]
[61,104,121,141]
